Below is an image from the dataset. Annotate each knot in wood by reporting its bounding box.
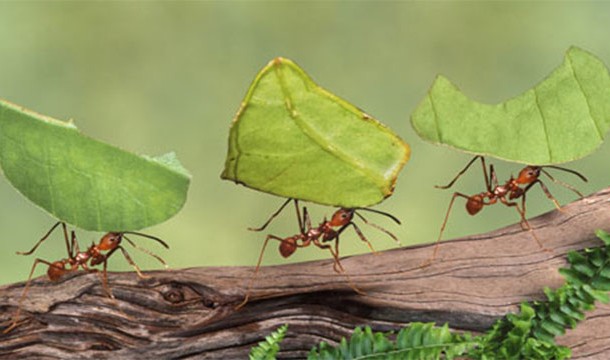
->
[163,287,184,303]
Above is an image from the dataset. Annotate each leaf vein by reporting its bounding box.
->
[567,52,603,140]
[532,87,553,163]
[273,62,385,189]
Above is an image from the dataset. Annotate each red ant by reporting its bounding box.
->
[3,221,169,334]
[426,155,587,265]
[237,198,401,308]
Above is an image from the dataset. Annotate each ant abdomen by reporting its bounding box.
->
[279,237,297,257]
[47,261,66,281]
[466,195,484,215]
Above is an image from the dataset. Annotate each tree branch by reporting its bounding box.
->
[1,188,610,359]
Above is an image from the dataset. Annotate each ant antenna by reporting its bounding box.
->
[353,211,401,245]
[541,165,588,182]
[123,235,169,268]
[121,231,170,249]
[353,207,401,225]
[540,169,585,198]
[248,198,295,232]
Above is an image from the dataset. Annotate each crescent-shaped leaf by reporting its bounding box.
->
[411,47,610,165]
[0,99,191,231]
[221,57,410,208]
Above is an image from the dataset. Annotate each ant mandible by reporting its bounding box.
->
[3,221,169,334]
[237,198,401,308]
[426,155,587,265]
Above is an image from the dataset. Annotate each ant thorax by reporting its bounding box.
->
[307,227,322,239]
[493,184,509,197]
[74,251,91,263]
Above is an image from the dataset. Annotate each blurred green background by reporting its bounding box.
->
[1,2,609,286]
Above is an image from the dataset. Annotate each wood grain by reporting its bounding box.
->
[1,188,610,359]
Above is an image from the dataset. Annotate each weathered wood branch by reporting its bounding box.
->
[2,188,610,359]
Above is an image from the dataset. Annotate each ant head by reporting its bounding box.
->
[516,166,541,185]
[279,237,297,258]
[329,208,355,227]
[98,232,123,251]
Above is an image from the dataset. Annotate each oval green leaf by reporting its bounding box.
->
[0,99,190,231]
[411,47,610,165]
[222,57,410,208]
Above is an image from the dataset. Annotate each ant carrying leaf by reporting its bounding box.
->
[3,222,169,334]
[425,155,587,266]
[238,199,401,308]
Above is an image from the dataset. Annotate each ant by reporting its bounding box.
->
[426,155,587,265]
[3,221,169,334]
[237,198,401,308]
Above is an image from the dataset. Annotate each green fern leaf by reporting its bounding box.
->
[249,325,288,360]
[308,324,475,360]
[309,230,610,360]
[595,229,610,246]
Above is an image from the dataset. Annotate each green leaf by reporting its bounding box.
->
[309,324,475,360]
[596,229,610,246]
[249,324,288,360]
[583,285,609,304]
[411,46,610,165]
[0,98,190,231]
[591,277,610,291]
[222,57,410,208]
[540,319,565,336]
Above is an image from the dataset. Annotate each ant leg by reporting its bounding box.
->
[326,245,342,273]
[248,198,294,231]
[96,259,133,319]
[112,244,166,318]
[63,223,73,257]
[3,258,60,334]
[423,192,473,267]
[84,263,134,322]
[353,212,400,245]
[341,222,377,254]
[540,169,585,198]
[302,206,312,232]
[70,230,81,258]
[312,238,345,274]
[500,198,547,250]
[294,200,306,234]
[236,234,287,309]
[123,236,168,268]
[519,194,530,231]
[102,258,116,301]
[95,259,134,320]
[82,262,115,299]
[101,260,112,298]
[314,238,365,295]
[488,163,498,191]
[17,222,64,256]
[115,246,147,279]
[525,179,561,210]
[436,156,483,189]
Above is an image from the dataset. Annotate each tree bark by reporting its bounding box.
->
[1,188,610,359]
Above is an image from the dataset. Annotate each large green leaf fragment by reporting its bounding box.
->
[222,57,410,207]
[411,47,610,165]
[0,99,190,231]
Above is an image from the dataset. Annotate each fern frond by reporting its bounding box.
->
[308,323,477,360]
[249,324,288,360]
[471,229,610,359]
[286,230,610,360]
